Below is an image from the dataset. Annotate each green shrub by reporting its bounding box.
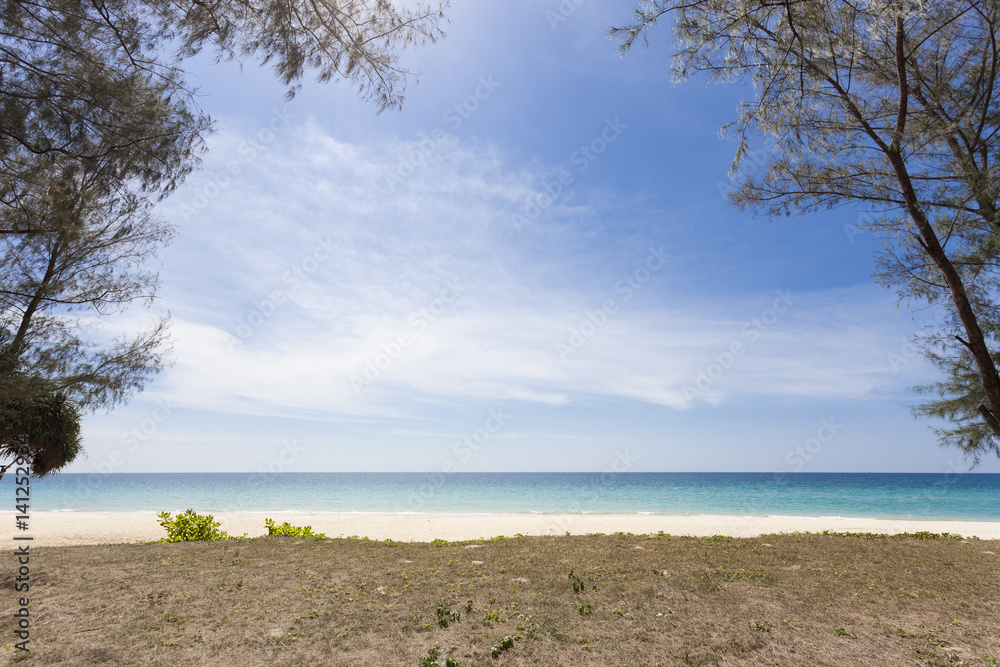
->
[418,645,440,667]
[264,518,326,539]
[417,645,458,667]
[157,509,230,542]
[490,635,515,659]
[435,604,460,628]
[568,569,597,592]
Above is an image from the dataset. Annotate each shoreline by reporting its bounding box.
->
[3,511,1000,547]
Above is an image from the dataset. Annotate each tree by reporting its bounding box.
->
[1,0,448,235]
[612,0,1000,463]
[0,0,447,475]
[0,159,171,480]
[0,160,173,402]
[0,380,82,480]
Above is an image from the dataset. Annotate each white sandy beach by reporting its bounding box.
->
[3,511,1000,547]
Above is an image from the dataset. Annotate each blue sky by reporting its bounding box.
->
[66,1,1000,474]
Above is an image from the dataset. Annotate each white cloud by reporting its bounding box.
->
[147,121,937,421]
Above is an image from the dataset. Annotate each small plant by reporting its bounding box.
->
[794,530,965,541]
[749,620,771,633]
[482,609,502,624]
[921,631,947,647]
[436,604,460,628]
[490,635,515,659]
[568,569,597,592]
[834,627,855,638]
[157,509,230,542]
[578,602,592,616]
[264,518,326,539]
[417,645,459,667]
[267,632,298,646]
[707,534,733,542]
[418,645,440,667]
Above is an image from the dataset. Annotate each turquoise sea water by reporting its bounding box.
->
[2,473,998,520]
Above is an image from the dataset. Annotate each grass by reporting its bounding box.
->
[2,532,999,665]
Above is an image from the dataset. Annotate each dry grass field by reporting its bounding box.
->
[2,531,998,665]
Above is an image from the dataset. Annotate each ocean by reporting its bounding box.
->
[3,472,998,521]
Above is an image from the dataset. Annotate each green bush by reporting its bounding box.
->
[418,645,440,667]
[435,604,460,628]
[417,645,458,667]
[490,635,515,659]
[157,509,231,542]
[264,518,326,539]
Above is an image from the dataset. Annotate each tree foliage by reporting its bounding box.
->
[0,157,171,479]
[613,0,1000,462]
[0,0,447,476]
[0,160,173,406]
[1,0,447,230]
[153,0,447,109]
[0,379,82,478]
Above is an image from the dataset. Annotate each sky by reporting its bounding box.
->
[66,0,1000,475]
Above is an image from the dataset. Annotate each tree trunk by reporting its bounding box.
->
[884,14,1000,437]
[888,148,1000,436]
[7,234,62,362]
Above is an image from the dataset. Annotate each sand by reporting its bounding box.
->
[3,511,1000,547]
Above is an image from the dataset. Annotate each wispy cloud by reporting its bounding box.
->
[147,121,934,421]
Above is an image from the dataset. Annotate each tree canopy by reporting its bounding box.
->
[0,0,447,476]
[1,0,447,230]
[613,0,1000,463]
[0,379,81,478]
